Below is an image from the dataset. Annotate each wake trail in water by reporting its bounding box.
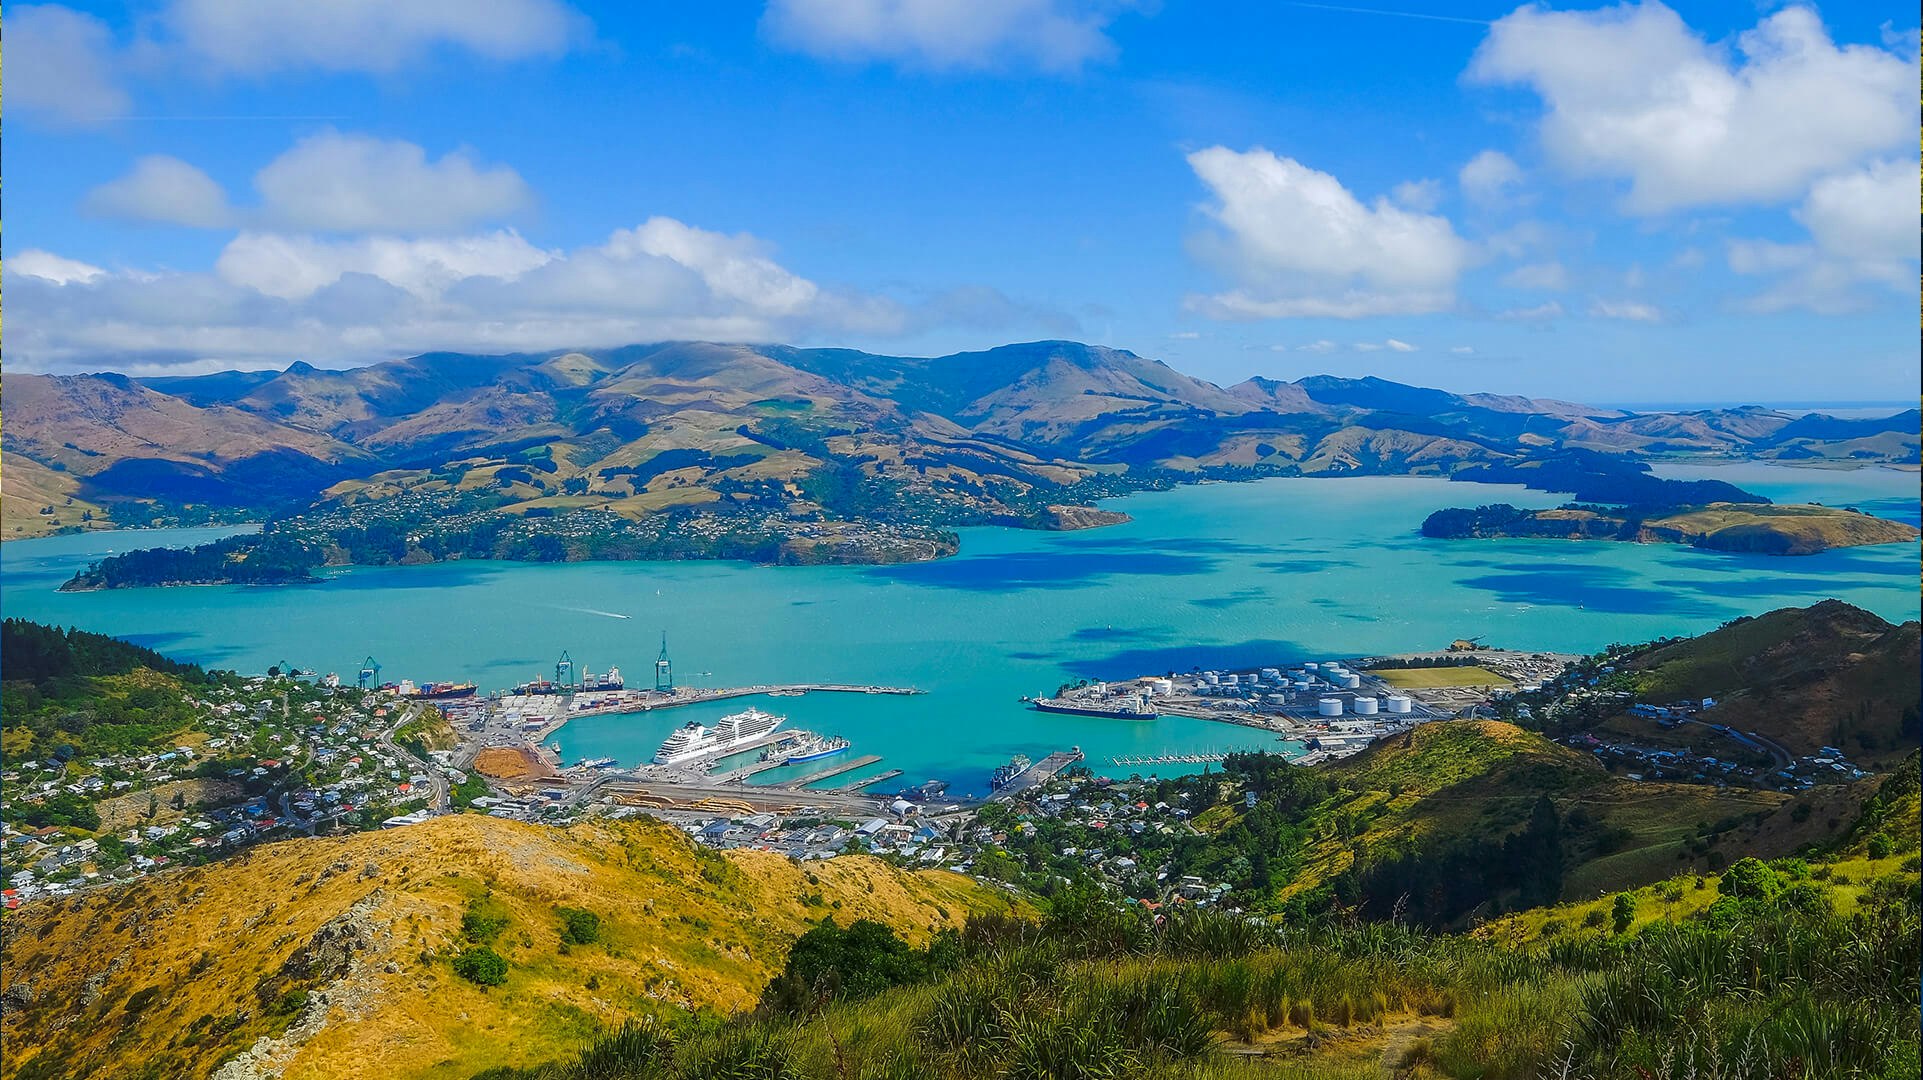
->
[551,605,632,620]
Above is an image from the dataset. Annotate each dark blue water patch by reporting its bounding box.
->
[1067,636,1313,681]
[1005,650,1055,661]
[790,600,815,606]
[868,549,1219,591]
[1457,564,1721,617]
[313,563,506,590]
[1251,558,1355,573]
[1190,588,1270,609]
[1651,575,1897,598]
[1070,626,1174,643]
[1050,535,1279,556]
[116,633,248,667]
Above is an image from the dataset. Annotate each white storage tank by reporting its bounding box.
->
[1353,696,1379,715]
[1294,679,1313,690]
[1151,678,1174,696]
[1342,674,1362,689]
[1305,663,1320,671]
[1386,695,1414,714]
[1317,697,1344,717]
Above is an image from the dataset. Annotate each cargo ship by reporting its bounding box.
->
[581,666,624,692]
[1025,696,1158,721]
[784,736,851,765]
[404,681,478,700]
[898,779,949,801]
[512,678,562,696]
[653,707,784,766]
[989,755,1033,790]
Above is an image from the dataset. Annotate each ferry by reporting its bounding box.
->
[990,755,1034,790]
[784,736,851,765]
[653,707,785,766]
[576,756,618,769]
[1025,696,1159,721]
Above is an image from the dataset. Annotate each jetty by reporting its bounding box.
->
[607,684,922,714]
[792,754,884,789]
[826,768,903,792]
[1109,752,1230,768]
[988,748,1085,801]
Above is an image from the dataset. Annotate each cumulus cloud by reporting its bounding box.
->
[1500,261,1568,291]
[1184,147,1472,320]
[11,250,109,285]
[7,5,130,126]
[1468,2,1916,213]
[1391,179,1443,212]
[1495,301,1565,322]
[1587,299,1665,322]
[761,0,1126,73]
[7,219,1072,373]
[83,156,236,227]
[1728,158,1919,312]
[1458,150,1523,207]
[161,0,586,75]
[84,133,533,233]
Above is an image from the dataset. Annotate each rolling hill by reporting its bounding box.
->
[0,814,1015,1080]
[6,341,1915,546]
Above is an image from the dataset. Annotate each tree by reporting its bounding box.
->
[556,907,602,946]
[1611,893,1636,935]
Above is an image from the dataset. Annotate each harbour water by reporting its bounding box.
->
[4,468,1917,793]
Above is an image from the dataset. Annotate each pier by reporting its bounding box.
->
[592,684,922,714]
[988,748,1085,801]
[791,754,884,788]
[1109,752,1230,768]
[826,768,903,792]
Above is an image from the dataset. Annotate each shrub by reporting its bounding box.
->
[453,946,509,986]
[462,897,511,943]
[1611,894,1636,935]
[556,906,601,946]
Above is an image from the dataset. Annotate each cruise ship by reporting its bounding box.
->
[653,708,785,766]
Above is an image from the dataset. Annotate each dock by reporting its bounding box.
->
[1109,752,1230,768]
[988,748,1085,801]
[607,684,923,713]
[791,754,884,789]
[825,768,902,793]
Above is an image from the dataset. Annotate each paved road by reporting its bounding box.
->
[381,703,451,811]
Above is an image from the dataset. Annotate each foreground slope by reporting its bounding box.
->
[0,815,1014,1080]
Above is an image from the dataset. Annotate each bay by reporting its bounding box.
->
[3,469,1916,794]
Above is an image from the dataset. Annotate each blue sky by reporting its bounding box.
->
[7,0,1919,402]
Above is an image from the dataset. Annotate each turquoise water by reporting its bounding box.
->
[4,469,1916,794]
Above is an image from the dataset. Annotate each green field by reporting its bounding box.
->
[1374,666,1515,689]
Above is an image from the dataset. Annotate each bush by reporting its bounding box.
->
[1611,893,1636,935]
[462,897,511,943]
[454,946,509,986]
[556,906,601,946]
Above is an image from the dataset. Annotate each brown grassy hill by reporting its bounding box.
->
[0,815,1016,1080]
[1624,600,1922,765]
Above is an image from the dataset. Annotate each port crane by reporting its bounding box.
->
[357,656,381,688]
[555,650,576,689]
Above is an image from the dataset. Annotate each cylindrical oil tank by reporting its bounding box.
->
[1317,697,1344,717]
[1386,695,1414,714]
[1353,697,1380,715]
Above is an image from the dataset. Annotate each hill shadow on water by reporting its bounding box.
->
[866,548,1220,591]
[1456,563,1725,617]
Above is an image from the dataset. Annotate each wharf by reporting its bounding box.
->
[604,684,922,714]
[791,754,884,789]
[1110,752,1229,767]
[826,768,902,793]
[988,748,1085,801]
[605,781,880,816]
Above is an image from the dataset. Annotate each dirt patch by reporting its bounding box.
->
[470,747,552,781]
[96,779,245,831]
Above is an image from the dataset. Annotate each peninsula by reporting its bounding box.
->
[1421,501,1921,555]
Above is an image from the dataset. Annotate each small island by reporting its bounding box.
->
[1422,501,1921,555]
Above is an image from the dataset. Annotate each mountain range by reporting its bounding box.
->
[5,340,1917,544]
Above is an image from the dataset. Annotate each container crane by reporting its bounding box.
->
[358,656,381,688]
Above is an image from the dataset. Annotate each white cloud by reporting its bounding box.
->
[761,0,1124,74]
[1296,340,1339,353]
[11,250,109,285]
[1351,339,1420,353]
[215,231,556,300]
[7,5,129,127]
[1727,157,1918,312]
[1184,147,1472,320]
[1500,261,1568,290]
[1450,345,1475,355]
[1458,150,1523,207]
[1391,179,1444,212]
[1468,3,1916,213]
[161,0,586,75]
[1587,299,1665,322]
[83,156,236,228]
[252,133,533,232]
[1351,342,1384,352]
[83,133,533,233]
[1167,331,1201,340]
[1495,301,1565,322]
[6,219,1070,373]
[1385,338,1418,353]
